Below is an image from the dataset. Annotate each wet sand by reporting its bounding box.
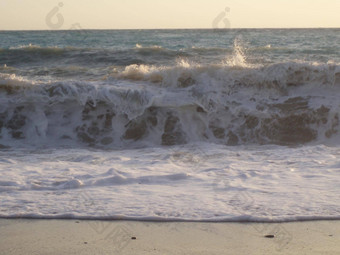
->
[0,219,339,255]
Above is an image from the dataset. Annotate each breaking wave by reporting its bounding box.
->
[0,59,340,149]
[0,45,189,67]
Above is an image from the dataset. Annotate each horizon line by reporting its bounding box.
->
[0,27,340,32]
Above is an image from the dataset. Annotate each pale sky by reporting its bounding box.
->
[0,0,339,30]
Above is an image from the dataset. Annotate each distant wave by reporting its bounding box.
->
[135,43,164,50]
[0,45,192,67]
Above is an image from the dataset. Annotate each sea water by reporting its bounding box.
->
[0,29,339,221]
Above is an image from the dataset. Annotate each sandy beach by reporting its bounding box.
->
[0,219,339,255]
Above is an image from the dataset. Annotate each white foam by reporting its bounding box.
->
[0,144,339,221]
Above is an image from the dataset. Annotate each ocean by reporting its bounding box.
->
[0,29,339,221]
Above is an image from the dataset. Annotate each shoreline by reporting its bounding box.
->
[0,219,338,254]
[1,216,340,223]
